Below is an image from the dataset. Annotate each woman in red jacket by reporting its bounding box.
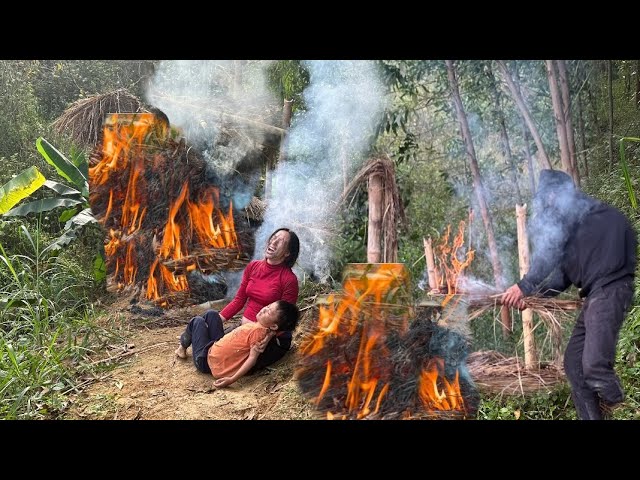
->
[218,227,300,370]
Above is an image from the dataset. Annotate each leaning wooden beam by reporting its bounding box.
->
[516,203,538,370]
[152,93,287,136]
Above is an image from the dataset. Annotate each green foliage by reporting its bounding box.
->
[265,60,310,112]
[5,138,98,255]
[0,166,46,214]
[0,225,119,418]
[619,137,640,210]
[330,194,368,282]
[477,383,577,420]
[30,60,156,122]
[35,137,88,196]
[0,61,45,160]
[615,298,640,419]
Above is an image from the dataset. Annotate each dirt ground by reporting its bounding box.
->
[64,293,563,420]
[65,297,318,420]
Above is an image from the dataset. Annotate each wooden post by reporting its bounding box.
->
[265,99,293,201]
[367,172,383,263]
[516,204,538,369]
[423,237,439,291]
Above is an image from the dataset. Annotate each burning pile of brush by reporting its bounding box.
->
[427,219,581,326]
[88,113,249,307]
[295,263,479,420]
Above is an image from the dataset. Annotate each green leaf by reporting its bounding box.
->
[36,137,88,196]
[93,253,106,282]
[45,229,78,251]
[70,148,89,181]
[0,166,46,215]
[4,198,84,216]
[65,207,96,229]
[58,207,78,223]
[43,180,81,196]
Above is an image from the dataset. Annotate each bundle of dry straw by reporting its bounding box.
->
[52,89,144,148]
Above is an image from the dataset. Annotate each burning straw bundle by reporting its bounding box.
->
[295,263,479,420]
[88,113,248,307]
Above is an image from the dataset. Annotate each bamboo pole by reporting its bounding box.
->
[423,237,439,291]
[367,172,383,263]
[516,204,538,369]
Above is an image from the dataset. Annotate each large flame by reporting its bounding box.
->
[298,263,464,419]
[89,113,240,304]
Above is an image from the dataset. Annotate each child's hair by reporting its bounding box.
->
[275,300,300,331]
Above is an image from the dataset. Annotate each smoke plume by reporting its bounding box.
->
[255,60,387,281]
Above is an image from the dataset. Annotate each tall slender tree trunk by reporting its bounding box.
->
[367,172,383,263]
[265,99,293,201]
[608,60,615,172]
[488,63,522,203]
[635,60,640,108]
[585,62,602,136]
[577,91,589,178]
[521,121,536,194]
[557,60,579,185]
[446,60,511,336]
[496,60,552,170]
[546,60,576,182]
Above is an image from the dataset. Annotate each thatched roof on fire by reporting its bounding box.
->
[54,89,274,223]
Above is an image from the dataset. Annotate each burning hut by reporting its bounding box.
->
[88,112,250,307]
[296,263,479,420]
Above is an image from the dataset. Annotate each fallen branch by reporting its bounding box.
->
[90,341,171,366]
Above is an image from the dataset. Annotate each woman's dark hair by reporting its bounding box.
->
[269,228,300,268]
[275,300,300,332]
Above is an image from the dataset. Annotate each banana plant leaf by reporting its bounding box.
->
[43,180,82,196]
[0,166,46,214]
[65,207,97,229]
[4,198,84,217]
[36,137,88,196]
[69,147,89,182]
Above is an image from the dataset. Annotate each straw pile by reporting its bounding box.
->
[52,89,144,148]
[467,350,565,396]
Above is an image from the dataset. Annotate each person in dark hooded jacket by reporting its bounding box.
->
[502,169,636,420]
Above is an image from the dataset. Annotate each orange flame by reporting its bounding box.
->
[435,218,475,307]
[418,357,464,411]
[300,264,463,420]
[300,264,465,419]
[90,113,240,304]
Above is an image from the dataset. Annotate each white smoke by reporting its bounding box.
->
[255,61,387,281]
[145,60,278,206]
